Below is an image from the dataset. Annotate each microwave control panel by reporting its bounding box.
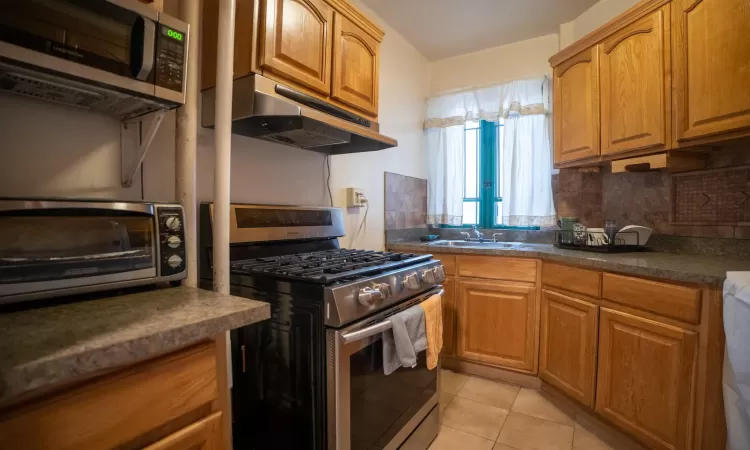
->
[155,24,186,93]
[156,206,186,276]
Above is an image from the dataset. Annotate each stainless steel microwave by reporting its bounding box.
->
[0,0,189,119]
[0,199,187,304]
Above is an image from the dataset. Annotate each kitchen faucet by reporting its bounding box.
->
[472,225,484,240]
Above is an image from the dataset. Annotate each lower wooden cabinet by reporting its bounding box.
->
[456,280,538,372]
[144,412,223,450]
[539,290,598,407]
[596,308,698,450]
[441,277,456,357]
[0,341,227,450]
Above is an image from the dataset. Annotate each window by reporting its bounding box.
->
[457,120,538,230]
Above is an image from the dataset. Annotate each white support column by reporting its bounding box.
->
[212,0,236,294]
[176,0,201,288]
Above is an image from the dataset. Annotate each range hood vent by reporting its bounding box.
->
[202,75,397,154]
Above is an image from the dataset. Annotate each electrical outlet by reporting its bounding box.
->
[346,188,366,207]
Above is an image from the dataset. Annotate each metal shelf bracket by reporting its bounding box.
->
[121,111,166,187]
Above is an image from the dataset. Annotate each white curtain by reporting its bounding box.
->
[502,114,556,227]
[424,77,555,226]
[426,125,464,225]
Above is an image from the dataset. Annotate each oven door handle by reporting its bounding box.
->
[341,320,393,344]
[340,287,444,344]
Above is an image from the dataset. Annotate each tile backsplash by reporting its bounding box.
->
[554,144,750,240]
[384,172,427,231]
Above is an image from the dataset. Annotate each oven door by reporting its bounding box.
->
[328,287,442,450]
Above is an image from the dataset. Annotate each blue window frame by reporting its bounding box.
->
[446,119,539,230]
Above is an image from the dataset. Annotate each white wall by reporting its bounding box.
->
[0,93,327,206]
[559,0,640,49]
[428,34,559,96]
[329,1,430,251]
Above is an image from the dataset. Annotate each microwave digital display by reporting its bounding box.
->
[163,27,184,42]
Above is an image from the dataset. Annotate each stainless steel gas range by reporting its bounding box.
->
[199,204,443,450]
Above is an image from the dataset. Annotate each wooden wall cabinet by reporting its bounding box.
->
[539,289,598,408]
[599,5,671,155]
[332,12,379,116]
[550,0,750,167]
[553,47,601,164]
[456,280,538,373]
[672,0,750,146]
[261,0,334,95]
[596,308,697,450]
[202,0,383,119]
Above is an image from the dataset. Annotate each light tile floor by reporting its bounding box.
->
[430,369,642,450]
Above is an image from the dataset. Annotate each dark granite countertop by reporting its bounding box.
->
[0,286,269,403]
[389,241,750,286]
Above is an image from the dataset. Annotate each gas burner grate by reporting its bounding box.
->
[230,249,431,284]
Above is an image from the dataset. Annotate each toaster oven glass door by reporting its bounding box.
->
[0,213,156,286]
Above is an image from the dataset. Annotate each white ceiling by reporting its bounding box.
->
[362,0,599,61]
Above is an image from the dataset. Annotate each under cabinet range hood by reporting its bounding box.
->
[202,74,397,154]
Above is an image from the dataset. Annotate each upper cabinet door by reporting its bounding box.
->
[672,0,750,145]
[331,12,379,116]
[261,0,334,95]
[554,47,600,164]
[600,6,671,155]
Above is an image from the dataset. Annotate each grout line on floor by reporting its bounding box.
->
[506,410,577,429]
[439,422,495,443]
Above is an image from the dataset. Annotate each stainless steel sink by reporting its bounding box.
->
[425,240,523,248]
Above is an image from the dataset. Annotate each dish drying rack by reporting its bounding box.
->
[553,230,648,253]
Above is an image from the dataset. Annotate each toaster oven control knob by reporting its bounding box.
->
[421,268,437,284]
[165,216,182,231]
[402,273,420,290]
[167,254,183,269]
[166,235,182,248]
[358,286,384,306]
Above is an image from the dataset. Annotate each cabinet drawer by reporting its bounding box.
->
[0,342,219,450]
[458,256,537,282]
[432,254,456,276]
[543,263,600,298]
[602,273,701,324]
[143,412,223,450]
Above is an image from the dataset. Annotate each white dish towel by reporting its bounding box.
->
[382,305,427,375]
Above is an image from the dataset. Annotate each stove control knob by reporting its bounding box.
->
[358,286,385,306]
[421,268,437,284]
[434,265,446,282]
[375,283,392,298]
[402,272,420,290]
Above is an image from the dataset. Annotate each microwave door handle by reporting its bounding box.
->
[135,18,156,81]
[341,320,393,344]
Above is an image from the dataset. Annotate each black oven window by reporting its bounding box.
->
[0,215,155,284]
[349,341,437,450]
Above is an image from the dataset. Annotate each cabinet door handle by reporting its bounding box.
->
[241,344,246,373]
